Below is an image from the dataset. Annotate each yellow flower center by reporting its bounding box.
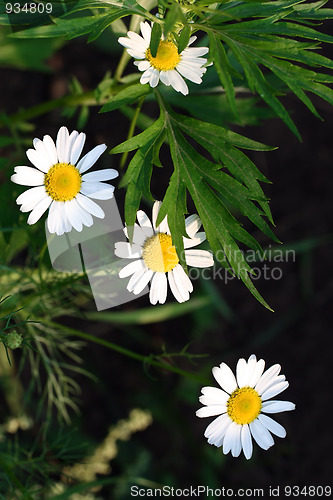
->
[44,163,82,202]
[146,41,181,71]
[227,387,262,425]
[142,233,179,273]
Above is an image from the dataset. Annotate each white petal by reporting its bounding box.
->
[159,71,171,86]
[241,424,253,460]
[119,259,145,278]
[255,364,281,394]
[11,166,44,186]
[177,64,203,84]
[16,186,47,210]
[27,196,52,225]
[182,46,209,57]
[185,249,214,268]
[124,224,147,247]
[231,424,242,457]
[77,202,94,229]
[133,268,154,295]
[249,358,265,387]
[127,49,145,59]
[140,22,151,44]
[262,400,295,414]
[185,214,201,237]
[257,374,285,396]
[140,68,154,85]
[172,264,193,300]
[75,193,104,219]
[80,182,115,200]
[149,69,160,88]
[236,358,248,388]
[137,60,151,71]
[64,199,83,232]
[199,386,229,406]
[261,381,289,401]
[183,232,206,249]
[152,200,169,233]
[168,269,185,303]
[68,130,79,152]
[168,69,188,95]
[27,145,50,172]
[212,362,238,394]
[82,168,118,182]
[114,242,143,259]
[203,413,231,442]
[137,209,154,237]
[76,144,107,174]
[47,200,60,234]
[258,414,286,438]
[223,421,239,455]
[127,268,146,292]
[152,201,162,230]
[249,418,274,450]
[118,37,138,50]
[149,271,167,305]
[55,202,69,236]
[70,132,86,165]
[43,135,58,164]
[127,30,147,48]
[56,126,70,163]
[48,202,69,235]
[196,405,226,418]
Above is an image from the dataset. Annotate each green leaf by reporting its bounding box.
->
[150,21,163,57]
[112,114,165,240]
[163,4,185,39]
[208,32,239,120]
[178,25,192,54]
[100,84,151,113]
[222,37,301,139]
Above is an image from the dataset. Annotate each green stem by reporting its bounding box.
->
[120,95,145,169]
[114,48,132,82]
[44,320,208,384]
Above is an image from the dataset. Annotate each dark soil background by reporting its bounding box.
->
[1,9,333,497]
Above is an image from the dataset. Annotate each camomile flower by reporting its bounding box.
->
[11,126,118,235]
[196,355,295,459]
[114,201,214,304]
[118,22,209,95]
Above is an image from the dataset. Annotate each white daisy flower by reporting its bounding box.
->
[196,354,295,459]
[11,126,118,236]
[114,201,214,304]
[118,22,209,95]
